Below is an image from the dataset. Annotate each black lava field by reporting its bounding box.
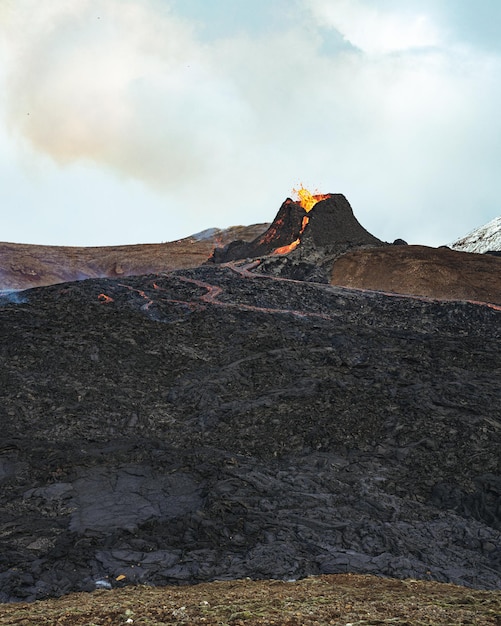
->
[1,262,500,601]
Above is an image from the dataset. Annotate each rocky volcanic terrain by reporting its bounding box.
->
[1,194,501,604]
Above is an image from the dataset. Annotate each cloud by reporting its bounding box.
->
[0,0,501,247]
[0,0,252,190]
[305,0,441,54]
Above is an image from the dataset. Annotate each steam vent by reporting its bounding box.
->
[210,193,384,264]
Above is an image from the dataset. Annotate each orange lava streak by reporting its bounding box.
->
[224,260,501,314]
[178,273,333,321]
[98,293,114,303]
[177,276,223,304]
[468,300,501,311]
[273,239,300,255]
[272,204,311,255]
[118,284,154,309]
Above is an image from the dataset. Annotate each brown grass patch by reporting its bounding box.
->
[1,574,500,625]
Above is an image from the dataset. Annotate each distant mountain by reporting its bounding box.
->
[0,223,269,291]
[450,216,501,254]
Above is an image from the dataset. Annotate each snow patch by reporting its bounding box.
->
[450,216,501,254]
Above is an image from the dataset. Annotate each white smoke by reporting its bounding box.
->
[0,0,250,189]
[1,0,501,246]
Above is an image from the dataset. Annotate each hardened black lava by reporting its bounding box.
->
[0,264,500,601]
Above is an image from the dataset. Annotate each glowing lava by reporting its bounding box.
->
[293,185,331,213]
[98,293,114,303]
[273,238,301,255]
[273,187,330,255]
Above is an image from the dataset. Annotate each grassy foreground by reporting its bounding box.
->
[0,574,500,625]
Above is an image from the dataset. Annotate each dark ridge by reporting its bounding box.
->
[209,199,306,263]
[300,194,382,248]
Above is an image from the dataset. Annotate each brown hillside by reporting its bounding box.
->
[0,224,268,291]
[330,245,501,306]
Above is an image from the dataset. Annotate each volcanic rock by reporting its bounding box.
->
[300,194,382,249]
[1,265,500,601]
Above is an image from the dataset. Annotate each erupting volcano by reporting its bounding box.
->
[210,187,383,266]
[272,187,331,255]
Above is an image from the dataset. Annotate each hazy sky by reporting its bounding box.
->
[1,0,501,246]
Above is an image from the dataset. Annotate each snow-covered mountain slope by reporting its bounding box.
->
[450,216,501,253]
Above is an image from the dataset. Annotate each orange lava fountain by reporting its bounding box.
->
[273,186,330,255]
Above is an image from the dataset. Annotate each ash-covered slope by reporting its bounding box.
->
[451,216,501,254]
[1,265,500,601]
